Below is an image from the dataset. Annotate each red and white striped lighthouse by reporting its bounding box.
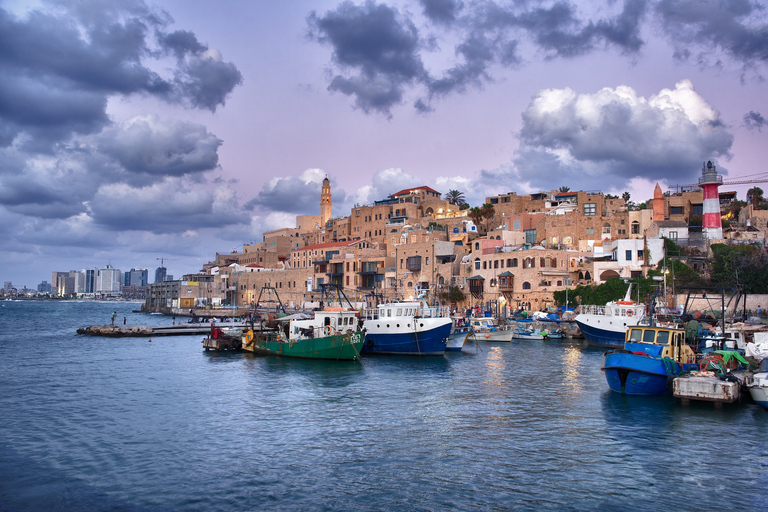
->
[699,161,723,239]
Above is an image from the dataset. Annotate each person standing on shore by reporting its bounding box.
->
[111,311,116,325]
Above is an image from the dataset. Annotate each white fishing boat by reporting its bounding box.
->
[446,326,471,351]
[512,326,548,340]
[574,285,646,348]
[467,317,510,342]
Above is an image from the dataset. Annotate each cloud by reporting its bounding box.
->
[420,0,464,25]
[0,1,242,150]
[89,179,249,234]
[246,168,341,214]
[508,80,733,191]
[656,0,768,67]
[744,110,766,131]
[310,0,650,115]
[308,1,428,116]
[98,115,222,180]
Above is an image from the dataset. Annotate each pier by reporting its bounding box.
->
[77,322,248,337]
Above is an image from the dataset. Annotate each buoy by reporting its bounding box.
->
[148,338,152,342]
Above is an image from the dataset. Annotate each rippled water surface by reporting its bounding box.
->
[1,301,767,511]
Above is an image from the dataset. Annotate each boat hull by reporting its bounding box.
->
[602,351,691,395]
[575,320,627,349]
[749,373,768,410]
[362,322,451,355]
[446,330,470,351]
[243,332,364,360]
[470,330,511,342]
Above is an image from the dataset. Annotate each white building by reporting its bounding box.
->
[96,265,122,295]
[592,238,665,284]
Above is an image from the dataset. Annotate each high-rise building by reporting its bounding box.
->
[96,265,122,295]
[85,269,96,294]
[128,268,149,287]
[155,266,167,284]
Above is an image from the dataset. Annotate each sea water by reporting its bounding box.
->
[1,300,766,511]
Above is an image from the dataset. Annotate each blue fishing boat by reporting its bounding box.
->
[602,325,697,395]
[362,301,452,355]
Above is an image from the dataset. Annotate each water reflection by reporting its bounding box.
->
[560,344,584,395]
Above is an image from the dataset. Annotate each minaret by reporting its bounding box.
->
[699,161,723,239]
[652,183,664,221]
[320,176,332,226]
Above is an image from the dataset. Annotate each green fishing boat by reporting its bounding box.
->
[241,309,364,360]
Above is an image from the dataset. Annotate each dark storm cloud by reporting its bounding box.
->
[246,173,349,215]
[0,1,241,150]
[311,1,648,115]
[745,110,766,131]
[308,0,428,116]
[89,181,249,234]
[656,0,768,65]
[420,0,463,24]
[98,116,222,179]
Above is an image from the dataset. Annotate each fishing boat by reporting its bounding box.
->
[512,325,548,340]
[747,358,768,410]
[467,317,510,342]
[446,325,471,351]
[574,285,647,348]
[241,309,364,360]
[361,301,452,355]
[602,325,697,395]
[239,284,364,360]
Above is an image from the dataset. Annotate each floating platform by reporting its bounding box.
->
[673,372,745,403]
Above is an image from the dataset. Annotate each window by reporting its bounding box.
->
[511,258,518,267]
[691,204,703,216]
[475,258,481,270]
[522,282,531,290]
[483,261,487,270]
[625,250,632,261]
[602,223,611,235]
[669,231,678,240]
[584,203,596,216]
[513,220,521,231]
[586,227,594,235]
[637,250,644,260]
[670,206,684,215]
[494,260,499,269]
[631,221,640,235]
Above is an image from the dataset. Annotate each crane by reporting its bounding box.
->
[156,257,178,268]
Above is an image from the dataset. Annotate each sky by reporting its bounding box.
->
[2,0,768,288]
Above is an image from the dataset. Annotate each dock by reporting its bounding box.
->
[77,322,248,337]
[673,371,751,405]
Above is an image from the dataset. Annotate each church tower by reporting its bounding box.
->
[652,183,664,221]
[320,176,332,227]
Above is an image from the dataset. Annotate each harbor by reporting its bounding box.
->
[3,300,767,512]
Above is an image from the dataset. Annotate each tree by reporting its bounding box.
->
[481,203,495,232]
[444,189,466,205]
[468,207,484,231]
[559,186,570,192]
[439,285,465,305]
[747,187,764,207]
[622,191,630,202]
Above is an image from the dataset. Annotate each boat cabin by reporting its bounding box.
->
[625,326,696,364]
[369,302,441,320]
[285,310,359,340]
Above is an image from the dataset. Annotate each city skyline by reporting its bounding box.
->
[2,0,767,287]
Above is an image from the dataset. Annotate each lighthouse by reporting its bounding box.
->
[698,161,723,239]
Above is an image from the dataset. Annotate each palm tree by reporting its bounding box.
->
[481,203,495,232]
[468,207,484,231]
[559,186,570,192]
[444,189,466,205]
[622,191,631,202]
[747,187,764,207]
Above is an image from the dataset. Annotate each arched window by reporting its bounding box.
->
[475,258,481,270]
[475,242,480,250]
[522,282,531,290]
[511,258,518,267]
[631,221,640,235]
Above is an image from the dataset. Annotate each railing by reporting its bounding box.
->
[577,305,608,315]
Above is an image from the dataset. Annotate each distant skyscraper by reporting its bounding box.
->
[96,265,122,295]
[155,266,167,284]
[129,268,149,287]
[85,269,96,294]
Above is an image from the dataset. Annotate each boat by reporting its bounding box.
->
[747,358,768,410]
[512,326,548,340]
[602,324,697,395]
[361,301,452,355]
[446,325,471,351]
[241,309,364,360]
[574,285,647,348]
[467,317,510,342]
[239,284,364,361]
